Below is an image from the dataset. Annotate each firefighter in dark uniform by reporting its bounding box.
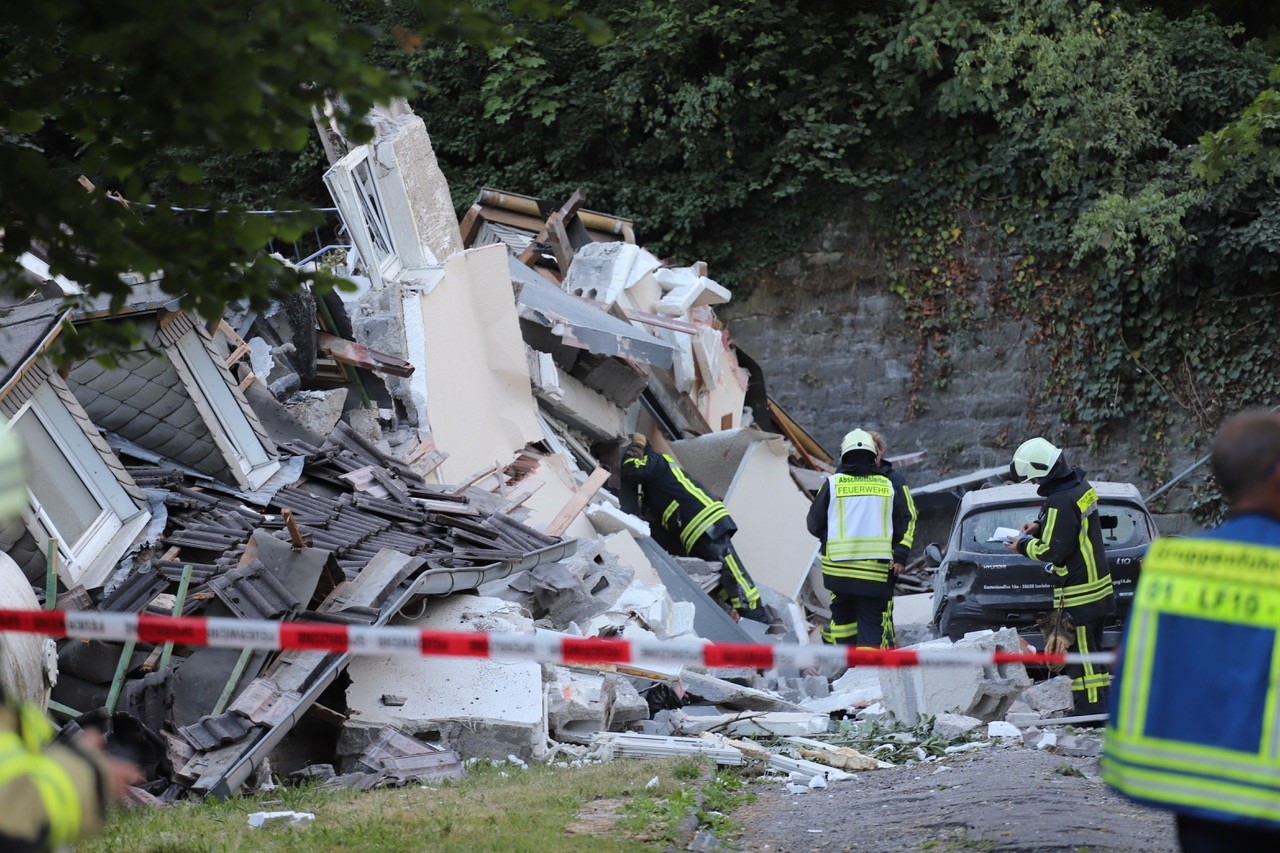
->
[807,429,911,648]
[619,433,767,621]
[1006,436,1116,716]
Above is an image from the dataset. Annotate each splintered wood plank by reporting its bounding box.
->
[543,467,610,537]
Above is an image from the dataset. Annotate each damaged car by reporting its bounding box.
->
[926,481,1157,649]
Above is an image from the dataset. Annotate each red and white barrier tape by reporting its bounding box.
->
[0,609,1117,669]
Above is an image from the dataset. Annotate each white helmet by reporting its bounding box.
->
[1009,437,1062,483]
[840,429,876,456]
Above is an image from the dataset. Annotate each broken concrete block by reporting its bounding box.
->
[344,596,547,762]
[1006,712,1041,728]
[611,676,650,731]
[987,721,1021,739]
[539,538,636,626]
[1021,676,1074,715]
[879,630,1031,725]
[546,667,614,744]
[802,675,831,700]
[679,670,808,713]
[1056,735,1102,758]
[283,388,348,436]
[933,713,983,739]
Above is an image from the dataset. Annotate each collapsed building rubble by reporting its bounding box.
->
[0,98,1078,803]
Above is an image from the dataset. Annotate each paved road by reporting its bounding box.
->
[732,744,1177,852]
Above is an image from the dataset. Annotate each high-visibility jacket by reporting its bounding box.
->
[1103,526,1280,830]
[0,693,112,850]
[620,450,734,554]
[807,463,907,596]
[1015,466,1115,623]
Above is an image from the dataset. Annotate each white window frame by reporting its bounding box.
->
[324,146,403,286]
[170,329,280,491]
[13,383,149,588]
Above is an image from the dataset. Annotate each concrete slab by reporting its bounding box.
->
[344,595,546,761]
[415,244,542,483]
[1021,675,1074,715]
[879,629,1030,724]
[602,530,662,586]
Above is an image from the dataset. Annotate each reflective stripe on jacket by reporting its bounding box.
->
[0,698,108,850]
[1103,535,1280,829]
[1017,474,1115,620]
[620,450,733,553]
[820,473,894,582]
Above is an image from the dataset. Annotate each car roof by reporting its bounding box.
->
[957,480,1146,512]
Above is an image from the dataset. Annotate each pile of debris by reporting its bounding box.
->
[0,98,1052,804]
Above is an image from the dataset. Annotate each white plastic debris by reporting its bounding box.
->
[645,776,660,789]
[808,775,828,790]
[247,811,314,829]
[988,721,1021,739]
[507,754,529,769]
[785,783,810,795]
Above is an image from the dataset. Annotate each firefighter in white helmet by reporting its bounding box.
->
[1007,436,1116,716]
[806,428,912,648]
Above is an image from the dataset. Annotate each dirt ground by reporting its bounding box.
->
[731,744,1178,852]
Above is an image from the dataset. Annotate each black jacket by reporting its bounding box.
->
[619,449,735,553]
[1016,461,1116,622]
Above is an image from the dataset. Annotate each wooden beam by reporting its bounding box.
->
[516,189,586,267]
[543,467,610,537]
[316,331,414,377]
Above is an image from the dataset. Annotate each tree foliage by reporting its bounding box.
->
[0,0,605,360]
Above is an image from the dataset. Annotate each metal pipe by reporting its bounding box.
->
[158,564,193,672]
[210,648,254,717]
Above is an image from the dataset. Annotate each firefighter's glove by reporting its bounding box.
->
[624,433,648,459]
[1035,609,1076,674]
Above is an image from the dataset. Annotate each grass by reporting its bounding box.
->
[618,760,751,844]
[81,759,722,853]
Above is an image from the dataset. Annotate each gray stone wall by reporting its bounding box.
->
[721,225,1209,541]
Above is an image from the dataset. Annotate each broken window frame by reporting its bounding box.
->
[324,147,402,287]
[170,329,280,491]
[11,383,148,587]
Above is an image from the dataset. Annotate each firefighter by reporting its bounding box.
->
[1006,436,1116,716]
[1104,411,1280,850]
[0,418,138,850]
[807,429,910,648]
[869,430,918,594]
[619,434,768,621]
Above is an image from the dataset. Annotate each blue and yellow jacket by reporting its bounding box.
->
[1103,512,1280,830]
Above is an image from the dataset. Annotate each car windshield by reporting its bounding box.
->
[958,502,1151,555]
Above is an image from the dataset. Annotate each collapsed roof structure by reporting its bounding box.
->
[0,99,861,800]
